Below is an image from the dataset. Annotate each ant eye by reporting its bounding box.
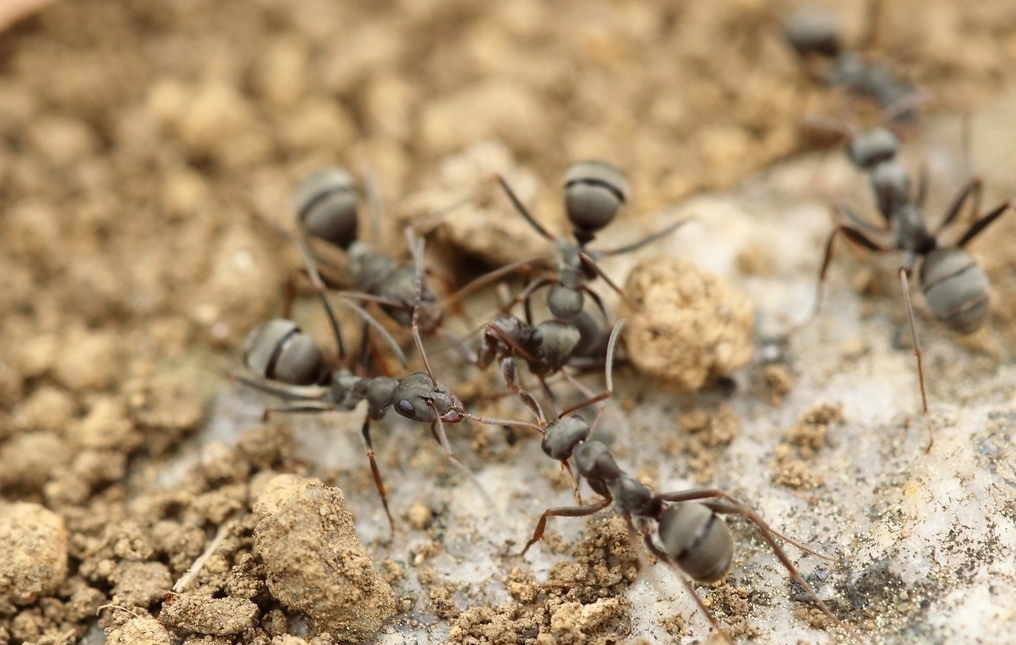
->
[396,399,415,416]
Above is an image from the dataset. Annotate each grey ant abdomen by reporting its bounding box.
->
[920,248,991,334]
[243,319,325,386]
[659,503,734,584]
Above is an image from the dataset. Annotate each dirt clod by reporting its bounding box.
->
[253,474,395,641]
[0,502,68,607]
[621,257,754,391]
[160,593,260,635]
[106,615,173,645]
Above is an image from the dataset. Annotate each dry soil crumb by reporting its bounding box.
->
[105,615,173,645]
[253,474,395,640]
[621,256,755,391]
[675,404,742,483]
[762,363,795,406]
[772,402,843,490]
[160,593,259,635]
[0,502,68,607]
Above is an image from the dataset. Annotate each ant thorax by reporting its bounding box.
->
[345,242,398,293]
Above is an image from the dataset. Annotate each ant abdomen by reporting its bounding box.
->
[563,160,630,241]
[243,319,325,386]
[783,6,841,58]
[659,503,734,584]
[920,247,991,334]
[293,166,360,251]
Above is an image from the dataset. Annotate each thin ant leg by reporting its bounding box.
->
[898,265,929,415]
[445,255,554,307]
[427,401,497,513]
[230,373,327,401]
[518,277,557,325]
[794,220,888,331]
[262,402,338,421]
[497,174,556,242]
[539,376,560,418]
[839,204,889,232]
[916,161,929,209]
[464,413,545,434]
[500,356,547,425]
[406,231,437,385]
[557,320,624,417]
[633,519,732,643]
[956,200,1014,248]
[583,287,611,323]
[519,496,612,555]
[335,297,408,367]
[594,217,691,256]
[934,178,984,236]
[578,251,636,309]
[294,237,346,361]
[656,490,842,628]
[359,417,395,538]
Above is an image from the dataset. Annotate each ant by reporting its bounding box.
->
[453,160,687,324]
[516,323,846,641]
[235,233,531,536]
[290,166,468,353]
[801,122,1014,415]
[783,3,923,123]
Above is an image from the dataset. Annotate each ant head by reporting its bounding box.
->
[849,128,899,170]
[393,373,465,424]
[541,415,590,461]
[243,319,326,386]
[563,160,629,244]
[658,503,733,583]
[783,6,841,58]
[293,167,360,251]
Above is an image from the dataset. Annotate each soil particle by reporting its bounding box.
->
[0,431,70,491]
[160,593,260,636]
[105,615,173,645]
[621,257,755,391]
[110,561,172,609]
[252,474,395,640]
[772,403,843,490]
[0,502,68,607]
[674,403,742,484]
[400,140,553,266]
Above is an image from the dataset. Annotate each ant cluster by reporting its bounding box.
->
[233,160,848,640]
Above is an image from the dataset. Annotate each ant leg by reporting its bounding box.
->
[632,517,732,643]
[360,416,395,539]
[935,178,984,236]
[497,174,557,242]
[406,231,437,385]
[539,376,561,418]
[519,496,612,556]
[334,297,408,368]
[956,200,1014,248]
[578,251,636,309]
[444,256,553,308]
[294,237,347,361]
[230,372,326,401]
[500,356,546,424]
[898,267,929,415]
[657,490,842,628]
[557,320,624,417]
[594,216,691,256]
[262,402,338,421]
[793,221,887,331]
[518,277,557,325]
[282,267,307,319]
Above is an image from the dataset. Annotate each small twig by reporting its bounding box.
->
[172,517,235,593]
[96,603,142,619]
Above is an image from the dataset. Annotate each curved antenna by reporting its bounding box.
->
[497,174,556,242]
[556,319,624,418]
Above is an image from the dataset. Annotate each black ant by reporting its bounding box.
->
[453,160,687,324]
[515,321,847,642]
[801,123,1014,415]
[235,233,530,536]
[783,3,923,124]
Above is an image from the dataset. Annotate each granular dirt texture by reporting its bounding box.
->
[0,502,68,608]
[253,474,396,641]
[621,257,755,392]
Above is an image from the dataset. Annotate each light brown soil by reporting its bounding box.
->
[1,0,1015,644]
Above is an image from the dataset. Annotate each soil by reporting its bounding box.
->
[2,1,1016,645]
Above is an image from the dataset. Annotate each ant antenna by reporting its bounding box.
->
[406,228,437,386]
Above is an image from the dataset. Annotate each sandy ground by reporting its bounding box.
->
[2,1,1016,644]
